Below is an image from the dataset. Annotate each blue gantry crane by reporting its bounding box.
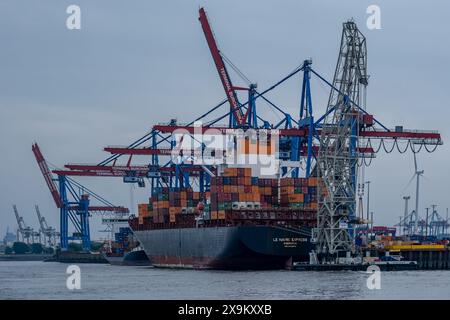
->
[32,143,128,251]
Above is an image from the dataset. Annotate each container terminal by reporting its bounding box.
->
[20,7,449,270]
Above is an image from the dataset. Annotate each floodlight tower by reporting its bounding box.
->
[403,196,411,235]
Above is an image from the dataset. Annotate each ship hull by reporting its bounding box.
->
[102,249,151,266]
[133,225,313,270]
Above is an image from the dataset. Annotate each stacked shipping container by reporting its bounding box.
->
[138,203,149,225]
[168,188,204,223]
[280,177,318,210]
[137,167,323,225]
[138,187,207,225]
[210,167,260,219]
[258,178,279,208]
[110,227,133,256]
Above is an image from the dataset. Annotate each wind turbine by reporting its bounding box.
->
[410,153,424,234]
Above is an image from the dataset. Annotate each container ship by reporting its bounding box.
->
[129,167,318,269]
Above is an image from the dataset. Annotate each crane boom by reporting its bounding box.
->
[198,7,246,125]
[35,205,49,230]
[13,205,25,231]
[32,143,63,208]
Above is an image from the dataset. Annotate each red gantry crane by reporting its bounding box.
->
[32,143,128,251]
[199,7,257,128]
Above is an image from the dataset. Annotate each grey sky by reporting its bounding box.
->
[1,0,449,239]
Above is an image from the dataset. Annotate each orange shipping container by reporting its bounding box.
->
[218,211,226,219]
[258,187,264,195]
[138,203,146,212]
[142,210,152,218]
[288,194,304,203]
[223,167,232,177]
[308,177,318,187]
[138,203,148,217]
[281,186,294,195]
[161,201,170,209]
[310,202,318,210]
[223,167,238,177]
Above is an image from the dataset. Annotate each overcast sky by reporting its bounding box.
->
[1,0,449,239]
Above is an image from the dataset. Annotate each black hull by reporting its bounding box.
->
[102,249,151,266]
[133,225,313,270]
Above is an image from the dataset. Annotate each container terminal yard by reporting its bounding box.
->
[1,5,449,275]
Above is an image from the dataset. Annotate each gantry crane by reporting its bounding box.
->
[13,205,36,244]
[35,205,59,247]
[427,205,450,237]
[43,8,442,264]
[427,206,449,237]
[397,204,449,238]
[198,7,258,129]
[32,143,128,251]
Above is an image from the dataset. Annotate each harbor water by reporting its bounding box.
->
[0,261,449,299]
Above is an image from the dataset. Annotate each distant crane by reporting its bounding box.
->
[13,205,36,244]
[427,205,449,237]
[35,205,59,247]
